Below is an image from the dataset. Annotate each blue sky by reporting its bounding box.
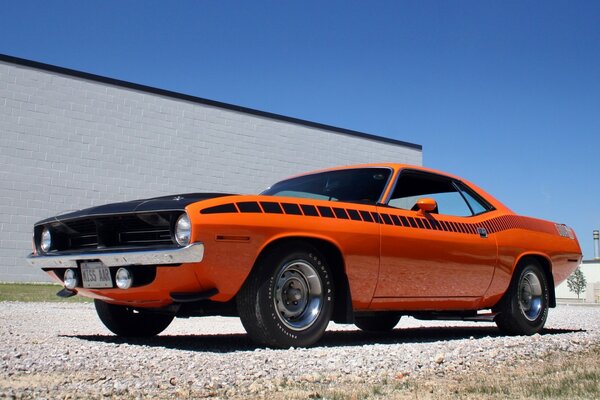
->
[1,1,599,258]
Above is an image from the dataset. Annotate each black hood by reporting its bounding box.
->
[35,193,233,225]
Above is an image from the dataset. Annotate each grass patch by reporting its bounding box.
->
[461,346,600,399]
[0,283,91,303]
[258,345,600,400]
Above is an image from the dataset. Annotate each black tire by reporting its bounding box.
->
[236,242,334,348]
[494,259,549,335]
[355,314,401,332]
[94,300,174,337]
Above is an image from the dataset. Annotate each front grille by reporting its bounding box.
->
[44,212,179,252]
[119,229,172,245]
[64,219,98,249]
[70,233,99,249]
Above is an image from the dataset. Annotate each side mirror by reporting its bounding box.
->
[416,198,437,214]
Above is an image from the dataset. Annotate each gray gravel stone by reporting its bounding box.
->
[0,302,599,398]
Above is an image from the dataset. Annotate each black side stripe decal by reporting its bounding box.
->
[300,204,319,216]
[200,202,559,236]
[317,206,335,218]
[200,203,238,214]
[333,207,349,219]
[237,201,261,213]
[260,202,283,214]
[347,209,362,221]
[281,203,302,215]
[381,214,393,225]
[360,210,374,222]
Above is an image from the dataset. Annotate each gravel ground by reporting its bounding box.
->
[1,302,599,399]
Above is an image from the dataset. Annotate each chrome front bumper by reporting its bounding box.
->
[26,243,204,269]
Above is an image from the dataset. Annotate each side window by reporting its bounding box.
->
[456,182,494,215]
[388,172,473,217]
[428,192,473,217]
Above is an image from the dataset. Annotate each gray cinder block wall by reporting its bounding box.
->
[0,55,422,282]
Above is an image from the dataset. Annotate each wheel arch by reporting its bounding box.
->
[514,253,556,308]
[249,235,353,324]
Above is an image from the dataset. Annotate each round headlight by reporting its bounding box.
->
[64,269,78,290]
[40,228,52,253]
[116,268,133,290]
[175,213,191,246]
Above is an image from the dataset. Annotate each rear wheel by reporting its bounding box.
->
[355,314,401,332]
[94,300,174,337]
[495,259,549,335]
[237,242,334,348]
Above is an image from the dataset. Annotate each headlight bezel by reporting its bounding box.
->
[174,213,192,247]
[40,227,52,253]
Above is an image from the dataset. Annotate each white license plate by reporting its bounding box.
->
[81,261,113,288]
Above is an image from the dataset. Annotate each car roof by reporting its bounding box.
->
[290,163,460,180]
[277,163,512,213]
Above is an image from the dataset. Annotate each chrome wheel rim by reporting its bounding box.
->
[518,271,543,321]
[274,260,323,331]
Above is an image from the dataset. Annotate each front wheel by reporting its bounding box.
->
[494,259,549,335]
[94,300,174,337]
[237,242,334,348]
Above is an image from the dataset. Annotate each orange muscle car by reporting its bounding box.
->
[27,164,582,347]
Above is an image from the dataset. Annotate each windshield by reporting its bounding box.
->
[262,168,391,205]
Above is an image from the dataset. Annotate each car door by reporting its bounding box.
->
[373,170,498,300]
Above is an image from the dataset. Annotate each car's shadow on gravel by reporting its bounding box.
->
[66,326,584,353]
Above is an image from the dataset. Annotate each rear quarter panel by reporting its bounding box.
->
[482,215,582,307]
